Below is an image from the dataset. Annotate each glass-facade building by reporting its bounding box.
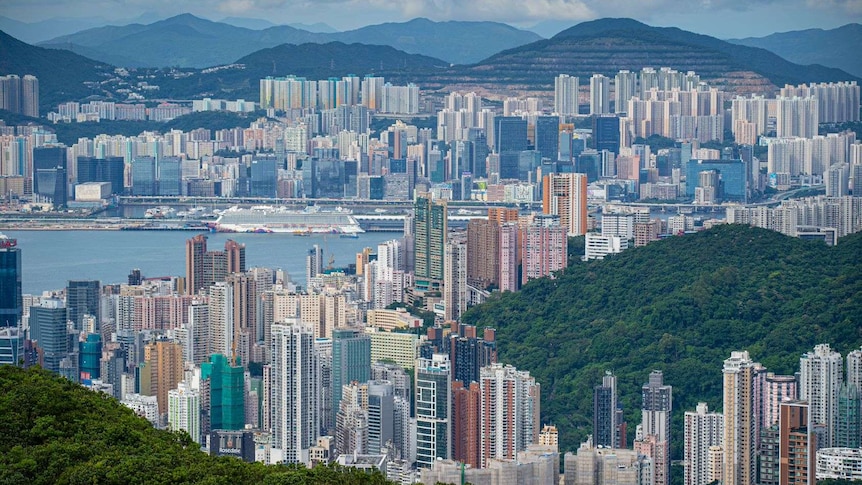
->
[0,237,21,328]
[685,159,747,202]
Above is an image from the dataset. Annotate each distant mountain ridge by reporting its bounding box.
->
[0,30,112,110]
[420,18,858,95]
[728,24,862,78]
[39,14,542,67]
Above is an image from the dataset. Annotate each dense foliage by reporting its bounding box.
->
[0,366,393,485]
[462,225,862,457]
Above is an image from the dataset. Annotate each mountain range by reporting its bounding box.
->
[2,17,859,112]
[729,23,862,79]
[421,18,858,95]
[38,14,542,67]
[0,30,113,109]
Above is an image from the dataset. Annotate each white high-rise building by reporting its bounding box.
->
[615,70,637,115]
[270,323,319,465]
[590,74,611,115]
[799,344,843,447]
[847,347,862,391]
[415,354,452,468]
[443,238,467,322]
[168,381,201,444]
[684,402,723,485]
[722,351,760,485]
[207,282,233,357]
[555,74,580,116]
[776,96,819,139]
[479,363,540,468]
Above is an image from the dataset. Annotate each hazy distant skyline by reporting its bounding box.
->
[2,0,861,38]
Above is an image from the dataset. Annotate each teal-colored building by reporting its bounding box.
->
[202,354,245,430]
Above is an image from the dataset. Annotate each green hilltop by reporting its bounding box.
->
[0,366,392,485]
[462,224,862,457]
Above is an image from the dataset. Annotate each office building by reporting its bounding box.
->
[415,354,452,468]
[684,403,723,485]
[331,328,371,427]
[32,146,67,206]
[799,344,843,447]
[722,351,760,485]
[158,157,182,196]
[543,172,588,236]
[76,156,125,195]
[590,74,611,115]
[131,156,157,196]
[270,323,319,465]
[367,380,395,455]
[414,193,447,286]
[779,401,816,485]
[641,370,671,485]
[479,363,540,467]
[29,299,69,373]
[685,159,747,202]
[593,116,621,156]
[66,280,100,333]
[201,354,245,431]
[555,75,579,116]
[169,381,202,444]
[0,235,22,328]
[495,116,528,155]
[535,116,561,162]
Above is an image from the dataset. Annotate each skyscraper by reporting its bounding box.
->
[641,370,672,485]
[522,214,567,285]
[201,354,245,431]
[415,353,452,468]
[32,146,67,206]
[0,74,38,117]
[453,380,481,469]
[723,351,759,485]
[554,74,579,116]
[29,299,69,373]
[836,383,861,448]
[169,381,202,444]
[684,402,723,485]
[330,328,371,427]
[131,156,157,196]
[185,236,246,296]
[157,157,182,196]
[0,235,22,328]
[443,237,467,322]
[414,193,447,287]
[535,116,561,162]
[144,339,184,416]
[76,156,125,195]
[270,323,319,465]
[495,116,528,154]
[479,363,540,468]
[799,344,843,447]
[779,401,816,485]
[466,218,500,290]
[66,280,100,333]
[590,74,611,115]
[614,70,636,115]
[594,371,622,448]
[543,172,588,236]
[593,115,621,156]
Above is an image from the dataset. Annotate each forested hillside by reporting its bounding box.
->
[0,366,392,485]
[462,225,862,456]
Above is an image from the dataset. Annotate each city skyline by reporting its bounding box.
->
[1,0,860,39]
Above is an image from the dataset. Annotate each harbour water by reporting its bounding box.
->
[3,230,401,295]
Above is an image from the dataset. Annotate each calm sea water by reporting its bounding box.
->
[2,230,400,294]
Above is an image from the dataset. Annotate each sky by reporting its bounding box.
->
[2,0,861,38]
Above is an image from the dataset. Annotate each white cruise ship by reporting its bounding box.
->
[213,206,364,234]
